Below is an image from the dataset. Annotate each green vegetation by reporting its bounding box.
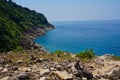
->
[112,56,120,61]
[0,0,52,52]
[76,49,95,59]
[52,50,64,55]
[52,50,67,57]
[51,50,75,61]
[51,50,96,61]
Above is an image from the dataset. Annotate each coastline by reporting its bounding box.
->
[0,26,120,79]
[35,21,120,56]
[19,25,54,54]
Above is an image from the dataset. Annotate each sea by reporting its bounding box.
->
[34,20,120,56]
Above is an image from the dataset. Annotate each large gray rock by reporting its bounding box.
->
[74,61,82,70]
[72,61,83,78]
[99,54,112,60]
[0,67,3,71]
[1,68,8,73]
[67,63,74,69]
[12,66,18,71]
[30,55,37,60]
[82,67,93,80]
[16,59,23,64]
[17,73,30,80]
[39,77,46,80]
[40,69,50,75]
[55,64,62,71]
[50,67,56,71]
[103,67,120,80]
[19,67,31,72]
[0,58,6,64]
[53,71,73,80]
[35,58,47,63]
[0,76,10,80]
[35,58,42,63]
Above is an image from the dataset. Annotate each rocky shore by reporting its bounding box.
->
[19,25,54,54]
[0,53,120,80]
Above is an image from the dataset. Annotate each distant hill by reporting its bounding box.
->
[0,0,54,52]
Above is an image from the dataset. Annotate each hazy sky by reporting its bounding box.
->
[13,0,120,21]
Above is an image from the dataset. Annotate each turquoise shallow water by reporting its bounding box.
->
[34,20,120,56]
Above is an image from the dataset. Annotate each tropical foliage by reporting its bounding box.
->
[0,0,51,52]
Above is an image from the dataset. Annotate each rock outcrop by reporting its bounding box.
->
[0,54,120,80]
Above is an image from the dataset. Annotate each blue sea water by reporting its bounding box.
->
[34,20,120,56]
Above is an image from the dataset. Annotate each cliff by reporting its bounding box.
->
[0,0,54,52]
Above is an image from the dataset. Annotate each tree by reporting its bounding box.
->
[9,0,12,3]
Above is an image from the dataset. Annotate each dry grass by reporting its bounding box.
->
[0,50,77,65]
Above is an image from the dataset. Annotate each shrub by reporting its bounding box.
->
[112,56,120,60]
[76,49,95,59]
[52,50,64,56]
[54,50,63,54]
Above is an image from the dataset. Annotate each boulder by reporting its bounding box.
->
[5,64,10,68]
[103,67,120,80]
[50,67,56,71]
[0,67,3,71]
[35,58,46,63]
[40,69,50,75]
[35,58,42,63]
[30,55,37,60]
[53,71,73,80]
[19,67,31,72]
[17,73,30,80]
[82,67,93,80]
[39,58,44,61]
[12,66,18,71]
[74,61,82,70]
[72,61,83,78]
[1,68,8,73]
[0,58,6,64]
[16,59,23,64]
[67,63,74,68]
[73,70,82,78]
[71,64,82,78]
[35,58,48,63]
[82,77,87,80]
[55,64,62,71]
[0,76,10,80]
[99,54,112,60]
[39,77,46,80]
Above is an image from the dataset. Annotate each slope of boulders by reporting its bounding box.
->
[89,54,120,80]
[0,52,120,80]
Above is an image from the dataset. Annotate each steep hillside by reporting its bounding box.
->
[0,0,54,52]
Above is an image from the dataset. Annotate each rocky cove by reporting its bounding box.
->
[0,1,120,80]
[0,24,120,80]
[19,25,54,54]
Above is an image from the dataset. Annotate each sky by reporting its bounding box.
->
[12,0,120,22]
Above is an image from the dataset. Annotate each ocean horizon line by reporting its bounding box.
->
[50,19,120,23]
